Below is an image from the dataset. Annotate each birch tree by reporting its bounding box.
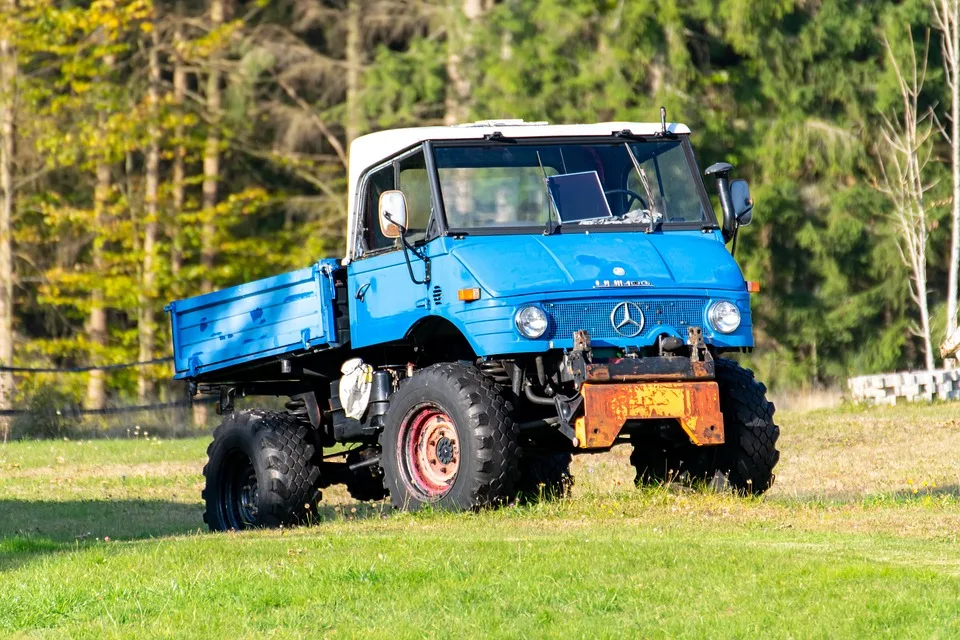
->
[85,45,115,411]
[345,0,363,145]
[137,26,161,403]
[170,11,187,295]
[931,0,960,336]
[444,0,484,125]
[874,32,937,371]
[0,0,15,438]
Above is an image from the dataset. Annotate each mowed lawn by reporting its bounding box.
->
[2,404,960,638]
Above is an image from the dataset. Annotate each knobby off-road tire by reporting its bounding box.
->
[516,452,574,500]
[344,446,388,502]
[379,363,519,511]
[203,410,322,531]
[629,430,710,487]
[713,358,780,495]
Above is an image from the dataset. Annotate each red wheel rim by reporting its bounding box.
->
[397,404,460,498]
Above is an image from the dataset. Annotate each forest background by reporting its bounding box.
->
[0,0,955,424]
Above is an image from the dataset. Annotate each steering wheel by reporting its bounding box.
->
[604,188,648,212]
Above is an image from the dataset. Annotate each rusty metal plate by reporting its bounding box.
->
[576,381,725,449]
[585,356,714,383]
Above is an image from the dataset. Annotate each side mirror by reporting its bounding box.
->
[729,179,753,226]
[378,190,407,238]
[704,162,736,242]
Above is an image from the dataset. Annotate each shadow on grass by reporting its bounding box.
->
[0,498,388,572]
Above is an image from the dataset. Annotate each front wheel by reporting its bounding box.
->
[202,410,321,531]
[712,359,781,494]
[379,363,519,511]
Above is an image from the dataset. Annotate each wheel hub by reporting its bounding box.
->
[436,436,455,465]
[223,453,259,529]
[239,469,259,524]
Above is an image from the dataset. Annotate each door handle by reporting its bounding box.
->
[356,282,371,302]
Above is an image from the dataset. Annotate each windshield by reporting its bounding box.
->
[433,138,715,230]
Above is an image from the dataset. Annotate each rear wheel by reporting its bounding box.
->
[345,446,388,502]
[202,410,321,531]
[380,363,519,511]
[516,451,574,499]
[630,431,709,486]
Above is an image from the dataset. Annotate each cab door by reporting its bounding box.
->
[347,146,436,349]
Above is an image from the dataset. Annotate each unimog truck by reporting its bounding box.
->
[167,117,780,530]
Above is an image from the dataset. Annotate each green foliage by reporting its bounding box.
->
[4,0,960,395]
[9,383,81,440]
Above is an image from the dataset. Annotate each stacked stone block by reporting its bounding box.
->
[848,369,960,405]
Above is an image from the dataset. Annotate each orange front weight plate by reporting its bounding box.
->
[576,381,725,449]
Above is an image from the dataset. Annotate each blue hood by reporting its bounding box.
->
[449,232,745,297]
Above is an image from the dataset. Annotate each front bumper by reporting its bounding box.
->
[575,381,724,449]
[561,328,725,450]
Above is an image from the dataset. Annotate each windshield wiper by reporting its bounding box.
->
[536,150,561,235]
[623,143,662,233]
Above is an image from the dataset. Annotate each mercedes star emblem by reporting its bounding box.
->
[610,301,645,338]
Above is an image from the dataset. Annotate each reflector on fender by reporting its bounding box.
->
[458,288,481,301]
[746,281,761,293]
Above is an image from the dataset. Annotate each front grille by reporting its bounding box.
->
[544,298,707,341]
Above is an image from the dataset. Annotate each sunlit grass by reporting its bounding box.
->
[1,403,960,637]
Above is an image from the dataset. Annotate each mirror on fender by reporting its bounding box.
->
[378,190,408,238]
[704,162,736,242]
[729,179,753,226]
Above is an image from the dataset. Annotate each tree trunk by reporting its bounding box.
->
[171,12,186,295]
[919,275,935,371]
[201,0,222,294]
[86,160,109,410]
[137,29,161,403]
[444,0,483,125]
[0,22,15,440]
[948,0,960,335]
[345,0,362,145]
[195,0,224,426]
[86,48,114,411]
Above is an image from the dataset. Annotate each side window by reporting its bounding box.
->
[397,150,430,242]
[361,163,396,254]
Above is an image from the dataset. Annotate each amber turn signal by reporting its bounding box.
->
[746,281,761,293]
[458,287,481,301]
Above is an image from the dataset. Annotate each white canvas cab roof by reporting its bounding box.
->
[344,120,692,263]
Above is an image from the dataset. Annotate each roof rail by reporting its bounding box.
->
[457,119,550,128]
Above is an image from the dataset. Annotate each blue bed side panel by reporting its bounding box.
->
[167,259,341,379]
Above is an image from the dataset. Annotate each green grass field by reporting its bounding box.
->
[2,403,960,638]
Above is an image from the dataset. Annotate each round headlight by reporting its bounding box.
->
[515,306,549,339]
[709,301,741,334]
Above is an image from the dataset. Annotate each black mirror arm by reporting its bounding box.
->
[705,162,736,242]
[385,212,431,285]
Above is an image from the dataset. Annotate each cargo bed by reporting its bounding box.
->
[167,260,342,380]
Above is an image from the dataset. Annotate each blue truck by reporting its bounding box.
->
[168,117,780,530]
